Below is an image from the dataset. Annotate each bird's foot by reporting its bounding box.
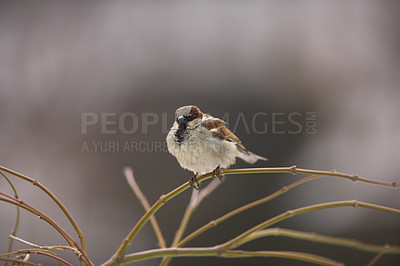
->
[212,166,224,182]
[189,174,200,190]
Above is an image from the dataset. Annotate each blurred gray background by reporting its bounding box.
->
[1,1,399,265]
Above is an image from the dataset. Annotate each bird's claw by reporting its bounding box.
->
[189,175,200,190]
[212,166,224,182]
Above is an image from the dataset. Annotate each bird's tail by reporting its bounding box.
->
[238,151,268,164]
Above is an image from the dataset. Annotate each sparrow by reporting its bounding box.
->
[166,105,267,189]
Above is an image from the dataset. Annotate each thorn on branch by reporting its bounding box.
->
[173,247,179,255]
[114,255,124,264]
[210,220,218,227]
[216,245,226,256]
[32,179,39,186]
[290,165,297,175]
[159,194,167,203]
[286,210,294,217]
[123,238,130,245]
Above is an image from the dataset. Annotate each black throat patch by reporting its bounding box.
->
[174,128,187,144]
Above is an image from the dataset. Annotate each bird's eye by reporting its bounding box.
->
[185,114,196,121]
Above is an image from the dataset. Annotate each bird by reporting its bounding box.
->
[166,105,267,189]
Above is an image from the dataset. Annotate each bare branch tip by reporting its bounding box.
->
[123,166,133,175]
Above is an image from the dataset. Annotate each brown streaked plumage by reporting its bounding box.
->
[201,118,249,155]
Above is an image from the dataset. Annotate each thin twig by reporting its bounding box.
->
[221,200,400,249]
[0,166,89,259]
[0,171,21,266]
[367,244,392,266]
[177,173,322,249]
[0,192,76,247]
[0,249,74,266]
[0,193,89,265]
[238,228,400,255]
[160,178,222,266]
[172,178,221,245]
[0,257,39,266]
[121,247,342,265]
[123,167,166,248]
[9,235,79,253]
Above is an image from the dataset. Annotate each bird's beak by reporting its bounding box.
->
[177,115,188,130]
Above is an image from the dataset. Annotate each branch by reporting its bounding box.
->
[0,171,21,266]
[238,228,400,255]
[177,173,322,248]
[0,257,39,266]
[160,179,222,265]
[221,200,400,249]
[172,178,221,246]
[0,249,74,266]
[0,192,92,265]
[102,173,212,265]
[103,166,399,265]
[9,235,79,253]
[0,166,88,257]
[120,247,342,266]
[367,244,393,266]
[123,167,166,248]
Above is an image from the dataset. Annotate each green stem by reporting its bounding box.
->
[222,200,400,249]
[172,200,196,246]
[102,173,212,265]
[172,179,221,247]
[238,228,400,255]
[124,167,166,248]
[176,173,322,249]
[367,244,392,266]
[120,247,342,266]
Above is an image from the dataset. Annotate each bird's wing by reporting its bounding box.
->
[201,117,250,155]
